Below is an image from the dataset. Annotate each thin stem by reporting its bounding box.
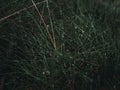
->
[46,0,57,49]
[31,0,56,49]
[0,0,46,22]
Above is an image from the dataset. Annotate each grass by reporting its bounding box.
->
[0,0,120,90]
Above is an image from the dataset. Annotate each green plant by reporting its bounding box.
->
[0,0,120,90]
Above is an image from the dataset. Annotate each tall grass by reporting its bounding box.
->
[0,0,120,90]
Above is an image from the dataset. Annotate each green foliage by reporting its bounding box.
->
[0,0,120,90]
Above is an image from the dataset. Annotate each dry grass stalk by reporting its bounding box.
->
[31,0,57,50]
[0,0,46,22]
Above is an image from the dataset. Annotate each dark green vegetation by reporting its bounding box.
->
[0,0,120,90]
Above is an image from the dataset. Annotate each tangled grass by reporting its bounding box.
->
[0,0,120,90]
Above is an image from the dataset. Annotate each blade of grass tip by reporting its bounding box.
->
[0,0,46,22]
[31,0,56,50]
[46,0,57,49]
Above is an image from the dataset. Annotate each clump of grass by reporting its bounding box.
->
[0,0,120,90]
